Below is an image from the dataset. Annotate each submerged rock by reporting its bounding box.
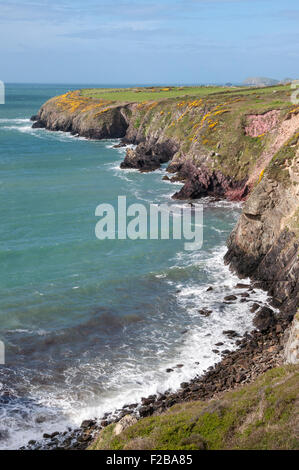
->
[198,308,212,317]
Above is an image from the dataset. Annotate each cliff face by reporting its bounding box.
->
[32,87,299,318]
[225,131,299,315]
[33,92,129,139]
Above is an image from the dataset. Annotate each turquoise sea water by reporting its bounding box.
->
[0,85,269,449]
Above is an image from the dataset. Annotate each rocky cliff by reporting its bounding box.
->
[32,86,299,321]
[225,126,299,317]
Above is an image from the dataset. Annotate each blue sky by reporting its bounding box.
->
[0,0,298,84]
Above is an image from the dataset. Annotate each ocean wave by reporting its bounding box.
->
[0,118,31,124]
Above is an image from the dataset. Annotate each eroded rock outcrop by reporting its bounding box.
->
[32,92,130,139]
[171,161,248,201]
[120,140,178,171]
[244,110,280,138]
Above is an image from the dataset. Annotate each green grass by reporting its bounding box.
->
[89,366,299,451]
[80,84,292,104]
[80,86,234,103]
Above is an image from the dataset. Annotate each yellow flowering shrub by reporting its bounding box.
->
[258,169,265,183]
[55,91,112,115]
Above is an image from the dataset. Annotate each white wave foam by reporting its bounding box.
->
[1,241,274,450]
[0,118,31,124]
[31,247,274,436]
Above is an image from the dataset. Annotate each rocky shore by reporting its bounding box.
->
[26,85,299,450]
[21,283,294,451]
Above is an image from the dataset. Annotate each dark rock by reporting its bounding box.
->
[223,330,239,338]
[190,384,201,392]
[253,307,276,332]
[141,395,156,406]
[235,373,246,383]
[276,324,283,334]
[180,382,189,389]
[166,368,174,373]
[139,406,154,418]
[235,283,251,289]
[35,415,46,424]
[113,141,127,148]
[172,162,248,201]
[198,309,212,317]
[250,303,260,313]
[121,140,177,172]
[224,295,237,301]
[206,286,214,292]
[32,120,46,129]
[81,420,96,429]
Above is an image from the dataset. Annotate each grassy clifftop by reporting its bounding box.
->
[80,84,290,104]
[35,84,298,186]
[89,366,299,451]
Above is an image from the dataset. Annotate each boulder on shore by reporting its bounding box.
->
[253,306,276,332]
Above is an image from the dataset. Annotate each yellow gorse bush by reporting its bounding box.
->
[55,91,112,115]
[258,169,265,183]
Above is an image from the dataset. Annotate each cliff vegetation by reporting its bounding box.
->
[89,366,299,451]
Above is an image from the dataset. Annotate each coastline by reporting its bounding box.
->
[21,286,292,450]
[19,85,299,450]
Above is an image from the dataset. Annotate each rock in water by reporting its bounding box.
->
[198,308,212,317]
[224,295,237,301]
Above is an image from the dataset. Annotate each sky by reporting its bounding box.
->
[0,0,298,84]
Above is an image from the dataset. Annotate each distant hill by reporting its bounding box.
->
[279,77,293,85]
[243,77,279,87]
